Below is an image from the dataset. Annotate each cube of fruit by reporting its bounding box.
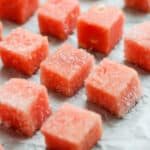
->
[85,58,142,117]
[125,22,150,71]
[0,28,49,76]
[124,0,150,12]
[0,0,38,24]
[38,0,80,40]
[0,78,51,136]
[77,5,124,54]
[0,22,2,40]
[40,43,94,96]
[41,103,102,150]
[0,145,4,150]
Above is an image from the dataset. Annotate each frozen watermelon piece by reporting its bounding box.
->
[124,0,150,12]
[0,22,2,40]
[38,0,80,40]
[0,28,49,76]
[0,145,4,150]
[41,103,102,150]
[77,5,125,54]
[125,22,150,71]
[0,0,38,24]
[40,43,94,96]
[0,78,51,136]
[85,58,142,117]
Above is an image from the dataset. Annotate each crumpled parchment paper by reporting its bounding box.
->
[0,0,150,150]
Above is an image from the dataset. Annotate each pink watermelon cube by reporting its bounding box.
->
[38,0,80,40]
[40,43,94,96]
[0,28,49,76]
[0,78,51,136]
[125,22,150,71]
[41,103,102,150]
[124,0,150,12]
[85,58,142,117]
[77,5,125,54]
[0,0,38,24]
[0,145,4,150]
[0,22,2,40]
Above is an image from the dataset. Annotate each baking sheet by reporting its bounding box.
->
[0,0,150,150]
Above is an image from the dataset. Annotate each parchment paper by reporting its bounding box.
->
[0,0,150,150]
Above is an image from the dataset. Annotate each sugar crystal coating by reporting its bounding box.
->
[125,21,150,71]
[38,0,80,40]
[0,28,49,75]
[85,58,142,117]
[41,103,102,150]
[77,5,124,54]
[0,0,38,24]
[0,78,51,136]
[40,43,94,96]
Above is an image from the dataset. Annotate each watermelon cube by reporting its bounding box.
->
[125,22,150,71]
[0,78,51,136]
[0,0,38,24]
[40,43,94,96]
[77,5,125,54]
[85,59,142,117]
[0,28,49,76]
[41,103,102,150]
[0,145,4,150]
[38,0,80,40]
[124,0,150,12]
[0,22,2,40]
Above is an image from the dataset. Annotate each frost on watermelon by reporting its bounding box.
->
[0,78,51,136]
[40,43,94,96]
[85,58,142,117]
[125,21,150,71]
[41,103,102,150]
[0,0,38,24]
[0,22,2,40]
[38,0,80,40]
[124,0,150,12]
[77,5,125,54]
[0,28,49,76]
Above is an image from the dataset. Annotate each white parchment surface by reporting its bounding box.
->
[0,0,150,150]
